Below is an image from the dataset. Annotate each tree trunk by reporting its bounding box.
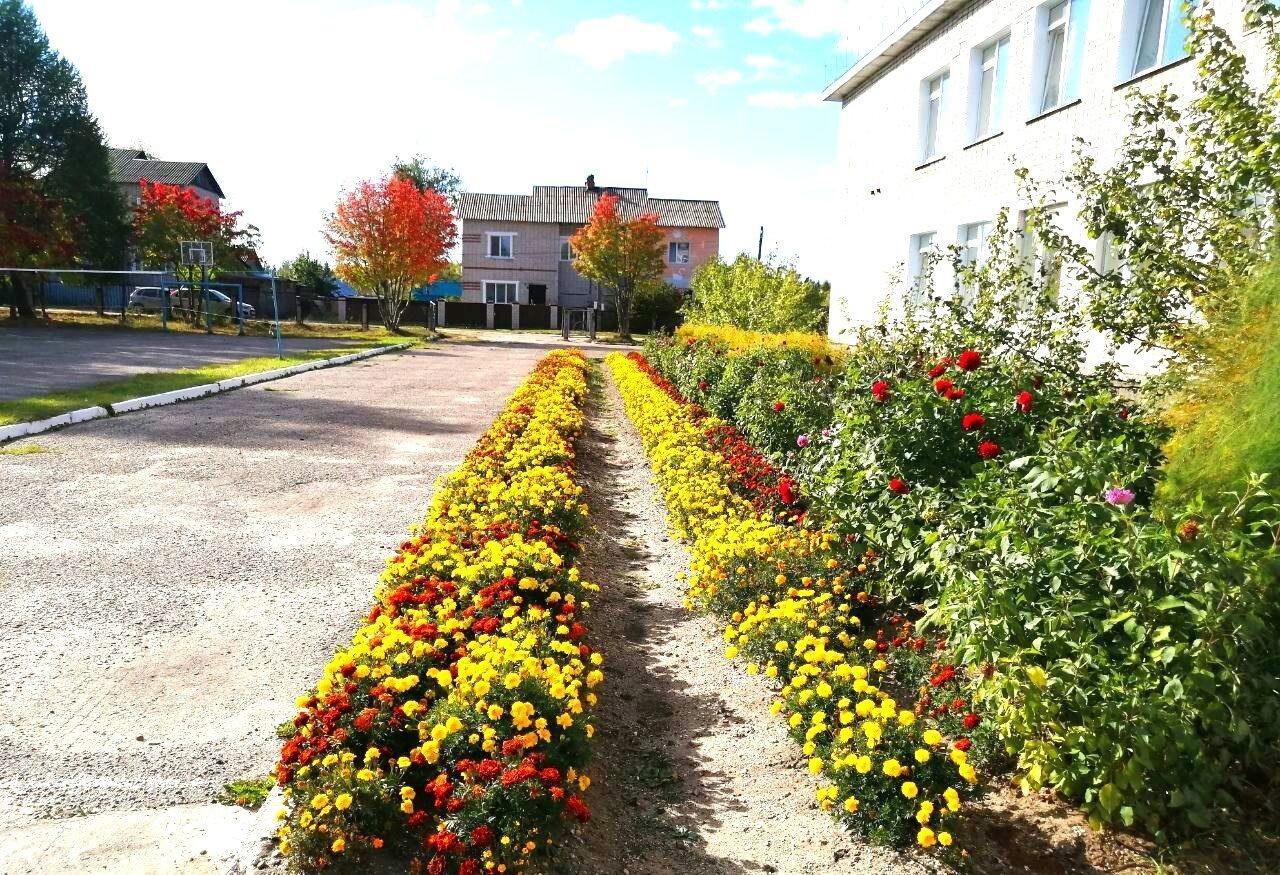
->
[615,281,633,339]
[10,273,37,319]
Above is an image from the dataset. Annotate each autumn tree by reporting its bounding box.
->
[131,179,259,322]
[569,194,666,338]
[324,175,456,331]
[0,0,127,317]
[391,154,461,204]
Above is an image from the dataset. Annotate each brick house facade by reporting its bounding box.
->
[457,179,724,309]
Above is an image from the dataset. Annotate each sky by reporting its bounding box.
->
[28,0,924,285]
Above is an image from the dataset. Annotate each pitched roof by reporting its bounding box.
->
[458,184,724,228]
[108,147,226,199]
[821,0,967,102]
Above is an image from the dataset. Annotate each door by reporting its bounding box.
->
[528,284,547,306]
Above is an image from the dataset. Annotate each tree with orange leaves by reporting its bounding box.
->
[569,193,666,338]
[324,175,456,331]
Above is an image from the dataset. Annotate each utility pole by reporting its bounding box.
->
[757,226,764,261]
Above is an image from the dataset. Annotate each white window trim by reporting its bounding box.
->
[968,33,1009,142]
[907,231,938,304]
[485,232,516,260]
[919,70,949,162]
[559,237,574,262]
[1033,0,1071,115]
[668,241,691,264]
[1121,0,1192,79]
[482,279,519,305]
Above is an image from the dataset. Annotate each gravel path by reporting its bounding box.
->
[0,342,544,872]
[552,370,937,875]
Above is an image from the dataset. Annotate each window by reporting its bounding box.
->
[559,238,574,262]
[1041,2,1069,111]
[486,232,514,259]
[1019,205,1065,303]
[971,37,1010,140]
[907,231,937,304]
[921,71,948,161]
[959,221,993,267]
[1131,0,1194,75]
[483,280,518,304]
[1036,0,1090,114]
[668,241,690,264]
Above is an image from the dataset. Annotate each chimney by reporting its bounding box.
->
[585,174,597,192]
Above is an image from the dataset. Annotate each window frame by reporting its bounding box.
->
[485,232,515,260]
[907,231,938,305]
[1039,1,1071,114]
[482,280,519,305]
[668,241,691,264]
[920,70,949,162]
[1128,0,1193,77]
[969,34,1010,142]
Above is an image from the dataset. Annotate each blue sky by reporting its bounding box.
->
[27,1,909,285]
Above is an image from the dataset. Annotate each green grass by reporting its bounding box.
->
[0,443,47,456]
[0,348,378,426]
[216,776,275,810]
[4,309,435,344]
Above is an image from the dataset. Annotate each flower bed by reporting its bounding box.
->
[275,350,601,874]
[607,351,983,853]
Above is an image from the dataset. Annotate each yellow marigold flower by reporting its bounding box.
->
[938,831,953,847]
[331,838,346,854]
[843,796,859,813]
[872,659,887,672]
[918,827,937,848]
[557,713,574,728]
[923,729,943,746]
[943,787,960,812]
[334,793,352,811]
[914,748,931,764]
[808,757,823,775]
[310,794,329,810]
[882,758,903,777]
[901,781,919,799]
[724,646,739,659]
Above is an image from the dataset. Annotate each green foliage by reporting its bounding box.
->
[686,254,828,334]
[631,283,682,334]
[1162,257,1280,506]
[390,154,461,202]
[279,251,339,296]
[218,776,275,810]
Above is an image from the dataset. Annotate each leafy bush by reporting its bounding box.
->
[685,254,829,333]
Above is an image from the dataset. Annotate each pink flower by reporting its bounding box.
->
[1104,487,1135,506]
[796,434,810,448]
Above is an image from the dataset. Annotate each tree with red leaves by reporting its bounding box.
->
[131,179,259,322]
[324,175,456,332]
[570,193,666,339]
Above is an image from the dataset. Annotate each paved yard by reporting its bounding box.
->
[0,326,361,401]
[0,342,545,872]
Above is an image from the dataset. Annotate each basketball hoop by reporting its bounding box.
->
[180,241,214,266]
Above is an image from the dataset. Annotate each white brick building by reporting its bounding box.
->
[822,0,1267,337]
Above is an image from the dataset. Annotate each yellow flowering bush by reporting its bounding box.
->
[675,323,846,364]
[276,351,601,874]
[608,351,980,851]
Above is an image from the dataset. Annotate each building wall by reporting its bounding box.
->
[460,219,560,304]
[462,219,721,308]
[118,182,223,209]
[828,0,1264,338]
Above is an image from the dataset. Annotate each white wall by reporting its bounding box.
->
[828,0,1265,339]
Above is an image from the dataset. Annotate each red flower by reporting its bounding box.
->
[945,386,966,401]
[953,737,973,752]
[961,411,986,431]
[772,400,785,412]
[870,380,891,404]
[1016,390,1034,413]
[779,477,797,505]
[1119,406,1130,421]
[977,440,1002,460]
[697,380,708,392]
[566,794,591,823]
[927,357,953,379]
[470,825,493,847]
[957,349,983,371]
[888,478,911,495]
[933,377,954,395]
[963,712,981,730]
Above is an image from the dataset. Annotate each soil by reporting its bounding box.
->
[550,370,940,875]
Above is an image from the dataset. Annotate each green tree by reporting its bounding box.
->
[279,251,338,296]
[391,154,461,203]
[0,0,128,317]
[686,254,828,333]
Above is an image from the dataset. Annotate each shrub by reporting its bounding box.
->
[275,351,601,874]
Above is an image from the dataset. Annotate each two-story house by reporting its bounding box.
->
[821,0,1266,338]
[456,177,724,311]
[108,147,225,208]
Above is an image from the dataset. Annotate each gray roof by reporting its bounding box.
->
[108,148,226,198]
[458,184,724,228]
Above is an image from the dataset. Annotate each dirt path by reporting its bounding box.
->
[553,370,937,875]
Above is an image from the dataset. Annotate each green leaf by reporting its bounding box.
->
[1099,782,1122,813]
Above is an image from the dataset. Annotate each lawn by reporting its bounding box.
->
[0,347,374,426]
[5,310,435,344]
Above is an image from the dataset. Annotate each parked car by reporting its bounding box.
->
[127,287,168,313]
[170,288,255,321]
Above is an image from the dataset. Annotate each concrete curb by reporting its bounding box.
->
[0,343,412,444]
[224,786,286,875]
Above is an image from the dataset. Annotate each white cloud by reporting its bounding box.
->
[691,25,722,48]
[691,0,732,10]
[669,97,690,107]
[746,0,851,40]
[747,90,819,109]
[695,69,744,93]
[744,53,795,79]
[554,15,680,70]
